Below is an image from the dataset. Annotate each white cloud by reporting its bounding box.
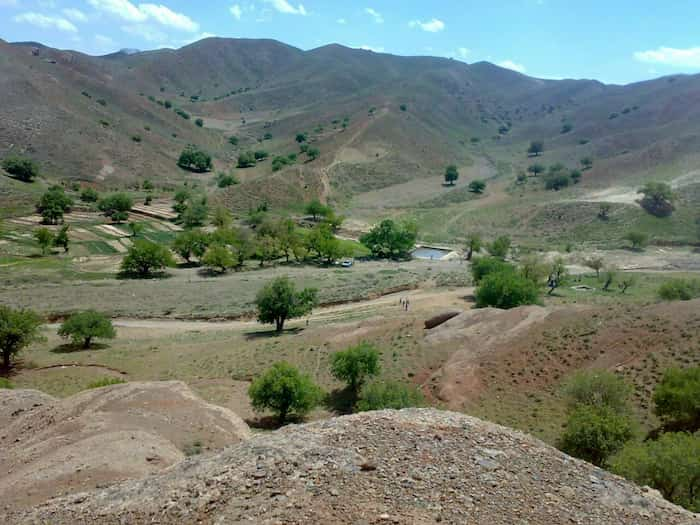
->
[62,7,87,22]
[121,23,167,42]
[180,31,216,45]
[88,0,147,22]
[634,46,700,68]
[230,4,242,19]
[336,18,346,24]
[498,59,526,73]
[359,44,384,53]
[263,0,306,15]
[409,18,445,33]
[457,47,470,59]
[138,4,198,31]
[13,12,77,32]
[87,0,198,31]
[0,0,19,6]
[95,34,115,46]
[364,7,383,24]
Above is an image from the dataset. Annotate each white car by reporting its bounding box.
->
[340,259,354,267]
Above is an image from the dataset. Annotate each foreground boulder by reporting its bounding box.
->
[0,381,250,511]
[10,409,698,524]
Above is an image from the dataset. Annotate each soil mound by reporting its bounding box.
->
[0,381,250,510]
[9,409,698,524]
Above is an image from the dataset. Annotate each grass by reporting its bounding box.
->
[85,377,127,389]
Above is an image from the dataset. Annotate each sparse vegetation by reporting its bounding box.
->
[356,381,425,411]
[657,278,700,301]
[85,377,126,389]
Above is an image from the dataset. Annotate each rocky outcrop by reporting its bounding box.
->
[10,409,698,524]
[0,381,250,511]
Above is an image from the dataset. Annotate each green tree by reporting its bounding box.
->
[487,235,511,259]
[2,156,39,182]
[128,222,144,238]
[625,231,648,251]
[120,240,175,277]
[255,276,318,332]
[584,256,604,278]
[172,229,209,263]
[58,310,115,349]
[653,367,700,431]
[570,169,582,184]
[248,362,323,424]
[202,245,235,273]
[527,140,544,156]
[211,206,233,228]
[355,381,425,412]
[444,165,459,186]
[306,147,320,161]
[295,132,308,144]
[53,225,70,253]
[465,233,482,261]
[610,432,700,512]
[469,179,487,193]
[194,118,204,127]
[580,157,594,170]
[470,256,512,283]
[305,199,330,221]
[475,270,540,309]
[181,196,209,228]
[275,217,302,263]
[558,405,635,466]
[638,182,674,217]
[360,219,418,260]
[547,257,568,295]
[519,254,548,286]
[305,223,346,264]
[527,163,545,176]
[545,173,571,191]
[37,186,73,224]
[177,144,212,172]
[34,227,54,255]
[98,193,133,223]
[254,150,269,161]
[228,136,239,146]
[237,151,256,168]
[330,343,381,396]
[80,187,99,203]
[0,306,43,368]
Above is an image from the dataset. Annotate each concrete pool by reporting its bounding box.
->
[412,246,459,261]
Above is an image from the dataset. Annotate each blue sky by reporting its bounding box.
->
[2,0,700,84]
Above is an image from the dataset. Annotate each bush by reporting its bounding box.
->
[237,151,256,168]
[475,270,540,309]
[217,172,238,188]
[625,231,648,251]
[2,156,39,182]
[86,377,126,389]
[444,165,459,185]
[99,193,133,223]
[658,279,700,301]
[638,181,674,217]
[58,310,115,349]
[545,173,571,190]
[195,118,204,127]
[562,370,631,413]
[330,343,380,394]
[80,187,99,203]
[228,136,239,146]
[306,147,320,161]
[34,227,55,255]
[248,362,323,423]
[558,405,635,466]
[527,140,544,156]
[468,179,486,193]
[120,240,175,277]
[610,432,700,512]
[653,367,700,430]
[470,256,512,283]
[527,163,545,176]
[356,381,425,411]
[177,144,212,173]
[0,378,13,389]
[487,235,511,259]
[254,150,269,161]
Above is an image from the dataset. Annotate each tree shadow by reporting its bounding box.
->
[244,414,304,430]
[244,327,303,340]
[324,387,356,415]
[176,261,201,269]
[196,268,228,278]
[116,271,172,280]
[51,342,110,354]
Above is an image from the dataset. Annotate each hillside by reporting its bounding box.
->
[3,37,700,212]
[9,407,697,524]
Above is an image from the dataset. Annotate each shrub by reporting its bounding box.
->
[610,432,700,511]
[527,163,545,176]
[581,157,593,170]
[558,405,635,466]
[468,179,486,193]
[487,235,511,259]
[34,227,55,255]
[175,108,190,120]
[638,182,674,217]
[254,150,269,161]
[570,169,582,184]
[248,362,323,423]
[562,370,631,413]
[228,136,239,146]
[330,343,380,395]
[470,256,512,283]
[237,151,256,168]
[306,147,320,161]
[98,193,133,223]
[86,377,126,389]
[216,172,238,188]
[444,165,459,186]
[545,173,571,190]
[561,123,573,134]
[356,381,425,411]
[2,156,39,182]
[53,225,70,253]
[255,276,318,332]
[58,310,115,348]
[272,155,294,172]
[624,231,648,251]
[527,140,544,156]
[120,240,175,277]
[177,144,212,173]
[304,199,330,221]
[0,306,43,369]
[80,187,99,202]
[475,270,540,309]
[195,118,204,127]
[0,378,13,389]
[653,367,700,430]
[131,135,142,143]
[658,279,700,301]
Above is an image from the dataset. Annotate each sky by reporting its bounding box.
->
[2,0,700,84]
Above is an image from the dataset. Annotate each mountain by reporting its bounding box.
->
[2,37,700,212]
[8,407,696,524]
